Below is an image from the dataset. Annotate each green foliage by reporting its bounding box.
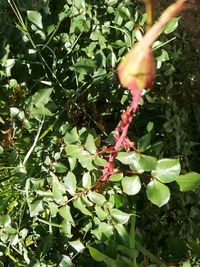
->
[0,0,199,266]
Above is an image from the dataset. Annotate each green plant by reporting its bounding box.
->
[0,0,200,266]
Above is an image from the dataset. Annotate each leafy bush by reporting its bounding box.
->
[0,0,200,266]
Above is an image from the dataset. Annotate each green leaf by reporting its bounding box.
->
[110,172,123,182]
[95,206,108,221]
[30,106,53,117]
[87,245,107,262]
[93,222,113,240]
[69,239,85,253]
[59,205,75,225]
[52,175,65,203]
[73,198,92,216]
[53,162,68,173]
[87,191,106,206]
[146,180,170,207]
[72,58,96,74]
[32,88,53,108]
[151,159,180,183]
[64,172,77,196]
[176,172,200,191]
[82,172,91,189]
[117,151,138,165]
[29,199,44,217]
[85,134,97,154]
[163,17,180,34]
[27,10,43,29]
[137,154,157,172]
[93,155,107,166]
[121,176,141,195]
[111,209,130,224]
[65,144,83,158]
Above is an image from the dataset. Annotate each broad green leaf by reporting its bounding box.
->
[72,58,96,74]
[29,199,44,217]
[82,172,91,189]
[93,222,113,240]
[110,172,123,182]
[111,209,130,224]
[52,175,65,203]
[121,176,141,195]
[59,205,75,225]
[138,154,157,172]
[85,134,96,154]
[87,191,106,206]
[93,155,107,166]
[176,172,200,191]
[31,106,53,117]
[59,220,72,238]
[65,144,83,158]
[152,159,180,183]
[164,17,180,34]
[146,180,170,207]
[73,198,92,216]
[69,239,85,253]
[64,172,77,196]
[87,245,107,261]
[95,206,108,221]
[64,127,79,144]
[48,202,58,217]
[68,157,77,171]
[27,10,43,29]
[53,162,68,173]
[117,151,138,165]
[32,88,53,108]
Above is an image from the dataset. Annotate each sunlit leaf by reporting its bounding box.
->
[146,179,170,207]
[176,172,200,191]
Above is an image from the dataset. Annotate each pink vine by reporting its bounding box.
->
[102,88,142,181]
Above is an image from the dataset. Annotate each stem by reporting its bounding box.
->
[102,89,142,181]
[143,0,155,32]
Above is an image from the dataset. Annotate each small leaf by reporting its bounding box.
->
[95,206,108,221]
[29,200,44,217]
[111,209,130,224]
[164,17,180,34]
[69,239,85,253]
[27,10,43,29]
[176,172,200,191]
[85,134,97,154]
[64,172,77,196]
[152,158,180,183]
[65,144,83,158]
[121,176,141,195]
[73,198,92,216]
[94,155,107,166]
[72,58,96,74]
[59,205,75,225]
[82,172,91,189]
[87,245,107,262]
[32,88,53,108]
[53,162,68,173]
[110,172,123,182]
[146,179,170,207]
[52,175,65,203]
[87,191,106,206]
[117,151,138,165]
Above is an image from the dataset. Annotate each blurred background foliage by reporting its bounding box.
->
[0,0,200,266]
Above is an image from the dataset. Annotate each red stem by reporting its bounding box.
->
[102,89,142,181]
